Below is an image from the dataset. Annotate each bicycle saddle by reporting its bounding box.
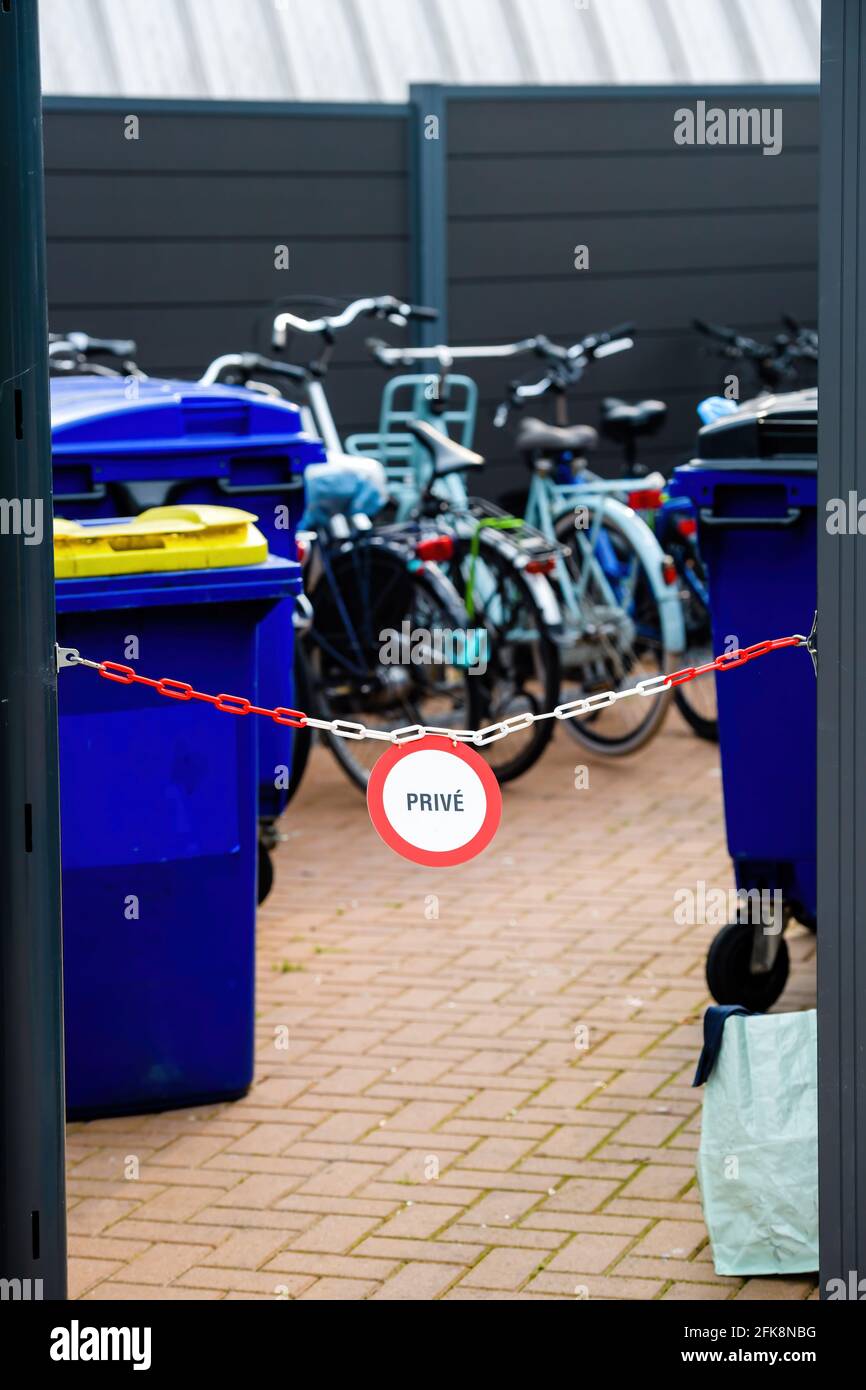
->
[516,417,599,455]
[600,397,667,439]
[406,419,485,476]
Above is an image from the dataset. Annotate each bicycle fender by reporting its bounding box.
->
[472,525,565,634]
[573,495,687,655]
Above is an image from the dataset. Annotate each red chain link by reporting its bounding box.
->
[98,661,307,727]
[660,636,803,689]
[92,636,803,731]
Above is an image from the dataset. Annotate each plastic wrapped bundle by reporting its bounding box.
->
[300,455,388,529]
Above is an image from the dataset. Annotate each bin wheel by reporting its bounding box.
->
[257,841,274,906]
[705,921,789,1011]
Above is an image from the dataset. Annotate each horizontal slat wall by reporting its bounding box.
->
[445,88,818,500]
[43,90,818,501]
[42,101,411,437]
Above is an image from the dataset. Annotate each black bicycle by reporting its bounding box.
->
[200,349,484,795]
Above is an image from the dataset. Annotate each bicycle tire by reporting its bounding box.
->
[671,559,719,743]
[674,683,719,743]
[301,540,484,794]
[446,533,560,782]
[553,509,673,756]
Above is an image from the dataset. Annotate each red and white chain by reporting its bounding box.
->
[56,635,809,746]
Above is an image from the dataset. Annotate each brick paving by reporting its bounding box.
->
[66,710,817,1301]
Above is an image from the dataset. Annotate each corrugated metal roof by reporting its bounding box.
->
[39,0,820,102]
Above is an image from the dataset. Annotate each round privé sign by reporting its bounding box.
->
[367,735,502,867]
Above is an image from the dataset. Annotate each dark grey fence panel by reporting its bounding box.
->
[443,87,818,498]
[43,89,818,493]
[42,99,412,435]
[817,0,866,1296]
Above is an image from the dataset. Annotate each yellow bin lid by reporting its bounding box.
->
[54,504,269,578]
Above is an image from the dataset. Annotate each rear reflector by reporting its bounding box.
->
[627,488,664,510]
[676,515,698,537]
[415,534,454,562]
[526,556,556,574]
[662,558,678,585]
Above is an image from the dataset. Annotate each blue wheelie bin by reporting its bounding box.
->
[671,389,816,1010]
[55,505,302,1117]
[51,377,325,840]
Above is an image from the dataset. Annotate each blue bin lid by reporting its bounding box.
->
[51,376,324,470]
[692,388,817,467]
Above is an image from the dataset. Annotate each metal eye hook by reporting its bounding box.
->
[804,611,818,676]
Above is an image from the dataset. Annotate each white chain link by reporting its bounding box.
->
[58,638,811,747]
[318,677,683,744]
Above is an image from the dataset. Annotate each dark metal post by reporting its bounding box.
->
[817,0,866,1296]
[0,0,67,1300]
[409,84,448,345]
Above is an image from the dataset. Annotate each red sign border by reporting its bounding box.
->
[367,735,502,867]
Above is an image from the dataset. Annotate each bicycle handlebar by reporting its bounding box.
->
[272,295,438,348]
[199,352,311,387]
[49,331,138,361]
[693,315,818,391]
[491,325,636,426]
[367,323,636,373]
[579,322,636,357]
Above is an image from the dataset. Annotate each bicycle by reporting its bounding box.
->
[294,511,486,794]
[264,296,565,784]
[371,325,685,756]
[692,314,818,405]
[200,337,485,794]
[49,331,145,378]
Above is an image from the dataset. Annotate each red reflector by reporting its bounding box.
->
[415,535,454,562]
[526,556,556,574]
[627,488,664,510]
[296,538,308,562]
[676,516,698,537]
[662,560,678,585]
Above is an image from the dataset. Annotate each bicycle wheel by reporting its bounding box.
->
[445,534,560,782]
[672,565,719,742]
[553,509,673,755]
[301,538,483,793]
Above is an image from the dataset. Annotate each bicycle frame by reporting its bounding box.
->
[375,334,685,655]
[526,471,685,652]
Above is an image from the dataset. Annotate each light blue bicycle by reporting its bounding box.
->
[363,326,686,756]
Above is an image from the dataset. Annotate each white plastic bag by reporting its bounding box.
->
[697,1009,818,1276]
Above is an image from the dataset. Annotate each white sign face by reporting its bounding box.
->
[367,736,502,867]
[381,748,487,853]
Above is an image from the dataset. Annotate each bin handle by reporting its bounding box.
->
[217,476,303,497]
[698,507,802,529]
[54,481,108,505]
